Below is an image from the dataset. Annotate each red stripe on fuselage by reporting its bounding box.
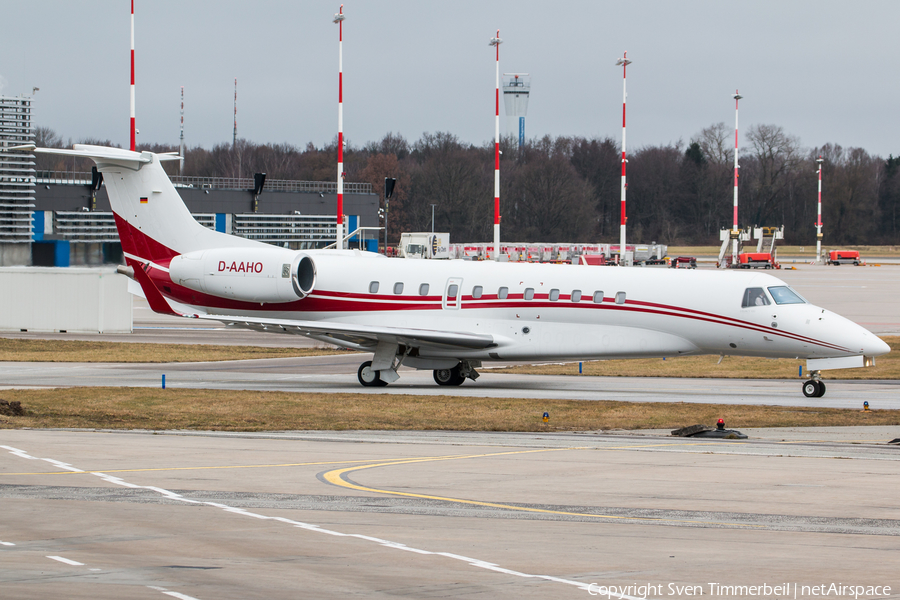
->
[146,275,847,353]
[112,221,848,353]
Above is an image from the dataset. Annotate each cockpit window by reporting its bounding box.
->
[767,286,806,305]
[742,287,770,308]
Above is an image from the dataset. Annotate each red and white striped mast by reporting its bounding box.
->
[334,5,346,250]
[490,31,502,261]
[816,156,824,263]
[615,52,631,266]
[129,0,136,152]
[179,85,184,175]
[732,90,743,263]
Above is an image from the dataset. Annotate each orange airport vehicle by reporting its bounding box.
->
[669,256,697,269]
[828,250,863,266]
[578,254,608,266]
[737,252,776,269]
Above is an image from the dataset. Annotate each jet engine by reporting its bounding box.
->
[168,247,316,303]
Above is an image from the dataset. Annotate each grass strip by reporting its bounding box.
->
[1,387,898,432]
[0,338,347,363]
[494,337,899,380]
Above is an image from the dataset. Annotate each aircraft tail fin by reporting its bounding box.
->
[18,144,262,265]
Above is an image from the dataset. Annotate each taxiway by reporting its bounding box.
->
[1,428,899,599]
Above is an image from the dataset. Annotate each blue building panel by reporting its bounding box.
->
[55,241,71,267]
[32,211,44,241]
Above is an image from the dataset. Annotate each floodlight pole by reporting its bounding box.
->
[615,52,632,266]
[179,86,184,175]
[732,91,743,264]
[129,0,136,151]
[490,31,502,261]
[334,5,346,250]
[816,156,824,264]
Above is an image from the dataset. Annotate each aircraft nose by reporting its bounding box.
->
[865,335,891,357]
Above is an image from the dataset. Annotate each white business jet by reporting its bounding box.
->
[13,145,890,397]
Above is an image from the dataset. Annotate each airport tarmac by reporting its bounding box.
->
[1,428,899,599]
[2,264,898,598]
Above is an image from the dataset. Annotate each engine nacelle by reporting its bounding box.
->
[169,247,316,303]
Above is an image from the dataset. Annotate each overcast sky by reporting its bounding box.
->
[2,0,899,157]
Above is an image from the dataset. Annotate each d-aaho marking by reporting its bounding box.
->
[218,261,264,274]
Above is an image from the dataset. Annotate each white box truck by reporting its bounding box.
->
[399,232,451,259]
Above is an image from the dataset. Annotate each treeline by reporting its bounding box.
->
[33,125,900,246]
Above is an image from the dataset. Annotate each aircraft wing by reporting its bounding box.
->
[125,255,494,352]
[196,314,497,351]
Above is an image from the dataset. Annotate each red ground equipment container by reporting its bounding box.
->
[669,256,697,269]
[828,250,862,265]
[578,254,607,266]
[738,252,775,269]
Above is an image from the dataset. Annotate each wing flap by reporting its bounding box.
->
[197,314,495,351]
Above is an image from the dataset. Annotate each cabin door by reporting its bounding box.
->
[442,277,463,310]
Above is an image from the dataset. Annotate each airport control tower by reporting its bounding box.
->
[502,73,530,150]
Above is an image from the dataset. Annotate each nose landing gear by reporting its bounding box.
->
[802,372,826,398]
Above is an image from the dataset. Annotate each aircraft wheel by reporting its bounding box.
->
[358,361,387,387]
[433,366,465,386]
[802,380,820,398]
[815,381,826,397]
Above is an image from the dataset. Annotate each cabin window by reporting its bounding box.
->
[592,291,604,303]
[571,290,582,302]
[615,291,626,305]
[419,283,430,296]
[741,287,770,307]
[549,289,560,301]
[499,286,509,299]
[393,282,404,294]
[524,288,535,300]
[369,281,380,294]
[767,286,805,305]
[448,284,459,298]
[472,285,483,299]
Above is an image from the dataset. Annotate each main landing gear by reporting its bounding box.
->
[356,358,480,387]
[433,365,466,386]
[802,372,827,398]
[357,361,389,387]
[434,361,480,386]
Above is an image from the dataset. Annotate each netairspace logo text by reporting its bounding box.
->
[586,582,892,599]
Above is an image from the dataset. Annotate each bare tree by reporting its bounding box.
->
[743,124,801,226]
[697,122,732,165]
[570,137,619,238]
[506,137,593,241]
[408,132,488,241]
